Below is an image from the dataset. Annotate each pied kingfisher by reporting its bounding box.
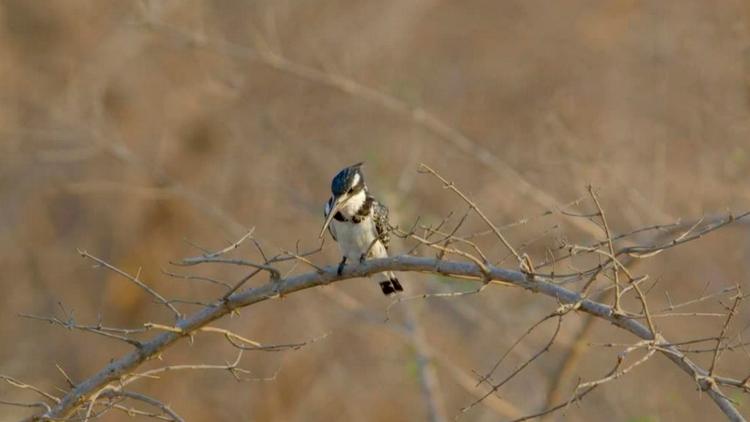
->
[319,162,403,295]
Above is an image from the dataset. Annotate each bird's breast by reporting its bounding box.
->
[331,217,377,260]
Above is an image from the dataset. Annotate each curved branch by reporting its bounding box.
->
[33,256,744,421]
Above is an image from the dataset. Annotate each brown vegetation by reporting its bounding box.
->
[1,1,750,421]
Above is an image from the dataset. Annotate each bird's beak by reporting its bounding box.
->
[319,195,345,238]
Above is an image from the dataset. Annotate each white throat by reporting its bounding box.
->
[339,190,366,218]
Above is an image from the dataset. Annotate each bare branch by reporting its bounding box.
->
[98,389,184,422]
[78,250,181,319]
[661,285,738,312]
[161,269,233,289]
[622,212,750,258]
[174,256,281,281]
[19,313,144,348]
[587,186,622,312]
[710,289,744,376]
[0,399,51,413]
[200,229,255,259]
[463,315,564,413]
[418,164,523,264]
[24,256,745,421]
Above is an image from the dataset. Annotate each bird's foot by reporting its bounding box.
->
[337,256,347,276]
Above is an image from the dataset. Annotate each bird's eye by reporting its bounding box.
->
[348,187,354,194]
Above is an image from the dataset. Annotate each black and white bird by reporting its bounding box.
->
[319,162,403,295]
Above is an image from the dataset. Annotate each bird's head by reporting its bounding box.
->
[319,162,366,237]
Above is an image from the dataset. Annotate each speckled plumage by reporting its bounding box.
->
[371,200,391,251]
[322,163,402,295]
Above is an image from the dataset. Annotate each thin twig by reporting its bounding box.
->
[587,186,621,312]
[78,250,181,319]
[462,315,564,413]
[418,164,523,264]
[710,289,744,376]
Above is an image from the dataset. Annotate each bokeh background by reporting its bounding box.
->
[2,1,750,421]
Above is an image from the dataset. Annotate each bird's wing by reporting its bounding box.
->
[372,199,391,251]
[323,199,337,241]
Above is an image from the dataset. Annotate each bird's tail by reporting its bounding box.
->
[378,271,403,296]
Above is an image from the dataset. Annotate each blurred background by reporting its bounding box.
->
[1,1,750,421]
